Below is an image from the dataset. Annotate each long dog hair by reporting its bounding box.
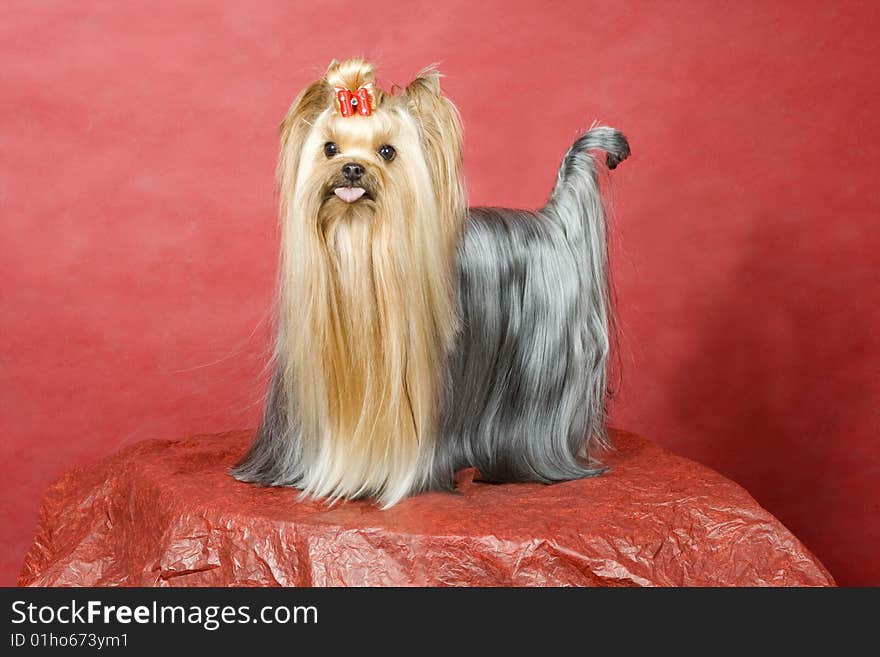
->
[233,59,630,507]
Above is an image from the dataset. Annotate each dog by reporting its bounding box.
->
[233,58,630,507]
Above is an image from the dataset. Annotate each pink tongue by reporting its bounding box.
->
[334,187,366,203]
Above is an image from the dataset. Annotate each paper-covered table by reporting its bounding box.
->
[19,429,834,587]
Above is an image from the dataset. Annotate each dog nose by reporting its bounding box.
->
[342,162,365,182]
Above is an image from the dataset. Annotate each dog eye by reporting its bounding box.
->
[323,142,339,158]
[378,144,396,162]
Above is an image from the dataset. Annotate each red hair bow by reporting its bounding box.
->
[335,83,373,117]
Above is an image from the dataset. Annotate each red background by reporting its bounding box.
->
[2,1,878,586]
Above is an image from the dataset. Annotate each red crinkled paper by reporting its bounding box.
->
[18,429,834,586]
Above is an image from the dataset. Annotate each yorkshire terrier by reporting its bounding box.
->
[233,58,631,507]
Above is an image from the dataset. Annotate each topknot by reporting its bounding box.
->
[325,58,376,91]
[324,58,382,116]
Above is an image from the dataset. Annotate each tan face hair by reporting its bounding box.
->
[273,58,466,506]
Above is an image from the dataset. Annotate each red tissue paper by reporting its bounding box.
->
[19,430,834,587]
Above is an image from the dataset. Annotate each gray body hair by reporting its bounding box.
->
[233,126,631,499]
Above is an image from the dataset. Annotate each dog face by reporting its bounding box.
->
[300,96,424,230]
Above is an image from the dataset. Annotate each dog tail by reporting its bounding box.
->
[545,125,630,217]
[541,125,630,452]
[542,125,630,286]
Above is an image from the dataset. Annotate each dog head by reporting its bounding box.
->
[277,58,464,241]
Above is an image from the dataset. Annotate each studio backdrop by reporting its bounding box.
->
[1,0,878,585]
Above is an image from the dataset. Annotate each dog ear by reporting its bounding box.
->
[403,66,466,238]
[277,74,332,211]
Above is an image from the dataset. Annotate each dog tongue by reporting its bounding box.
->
[334,187,366,203]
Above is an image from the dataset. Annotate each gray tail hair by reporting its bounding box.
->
[546,125,631,216]
[542,125,630,453]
